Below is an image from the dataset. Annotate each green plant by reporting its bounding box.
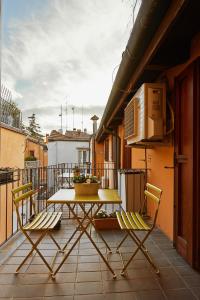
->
[95,209,117,219]
[26,113,43,140]
[73,166,80,176]
[73,175,86,183]
[87,175,98,183]
[73,174,99,184]
[25,155,37,161]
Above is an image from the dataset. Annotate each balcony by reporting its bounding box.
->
[0,165,200,299]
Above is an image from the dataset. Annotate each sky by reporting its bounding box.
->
[2,0,135,134]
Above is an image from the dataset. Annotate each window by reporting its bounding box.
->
[30,150,35,157]
[83,150,87,163]
[78,150,88,164]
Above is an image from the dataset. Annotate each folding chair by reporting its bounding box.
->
[12,183,62,275]
[116,183,162,275]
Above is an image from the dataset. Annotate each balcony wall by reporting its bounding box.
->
[0,125,25,169]
[131,147,174,240]
[25,139,48,167]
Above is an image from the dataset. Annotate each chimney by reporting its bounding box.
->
[58,128,63,134]
[84,128,87,133]
[45,134,49,143]
[90,115,99,134]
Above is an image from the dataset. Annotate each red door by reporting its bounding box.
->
[174,58,200,269]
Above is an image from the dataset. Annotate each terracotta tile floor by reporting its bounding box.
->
[0,218,200,300]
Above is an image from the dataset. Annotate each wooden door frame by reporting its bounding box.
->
[193,58,200,270]
[174,57,200,269]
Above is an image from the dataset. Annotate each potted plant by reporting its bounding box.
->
[73,174,100,195]
[93,210,120,230]
[25,155,37,161]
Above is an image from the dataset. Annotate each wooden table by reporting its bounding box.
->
[48,189,121,278]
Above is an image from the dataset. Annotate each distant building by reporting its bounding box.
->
[47,129,91,166]
[0,86,47,169]
[0,122,48,170]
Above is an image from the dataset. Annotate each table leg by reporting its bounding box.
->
[52,203,101,277]
[81,203,112,253]
[61,203,95,251]
[78,203,117,278]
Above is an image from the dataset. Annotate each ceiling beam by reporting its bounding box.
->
[145,64,169,71]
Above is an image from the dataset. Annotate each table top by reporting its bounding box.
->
[47,189,121,204]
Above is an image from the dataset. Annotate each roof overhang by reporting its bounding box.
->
[96,0,199,142]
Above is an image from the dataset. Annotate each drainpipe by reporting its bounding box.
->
[91,115,99,172]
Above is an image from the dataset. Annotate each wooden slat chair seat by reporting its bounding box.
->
[12,183,62,275]
[116,183,162,276]
[23,212,62,231]
[116,211,151,231]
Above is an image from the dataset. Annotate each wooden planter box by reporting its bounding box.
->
[74,183,99,195]
[93,218,120,230]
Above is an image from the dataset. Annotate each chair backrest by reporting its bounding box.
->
[12,183,37,229]
[144,183,162,226]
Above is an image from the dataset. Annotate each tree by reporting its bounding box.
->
[26,114,43,140]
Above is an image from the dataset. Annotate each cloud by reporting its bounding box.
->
[22,105,104,134]
[23,105,104,117]
[2,0,133,133]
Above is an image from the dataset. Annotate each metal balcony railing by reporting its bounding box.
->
[0,163,146,247]
[0,98,22,129]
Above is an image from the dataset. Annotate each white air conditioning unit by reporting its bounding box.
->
[124,83,166,145]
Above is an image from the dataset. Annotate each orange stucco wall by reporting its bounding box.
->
[0,126,48,244]
[0,125,48,169]
[0,182,19,244]
[95,135,116,188]
[131,33,200,240]
[93,141,104,179]
[94,141,104,166]
[131,146,174,239]
[25,139,48,167]
[108,135,113,162]
[118,124,124,169]
[0,126,25,244]
[0,126,26,169]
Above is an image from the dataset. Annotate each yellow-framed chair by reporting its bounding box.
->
[116,183,162,275]
[12,183,62,275]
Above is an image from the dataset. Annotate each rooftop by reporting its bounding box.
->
[48,129,91,142]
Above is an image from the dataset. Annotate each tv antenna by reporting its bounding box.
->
[65,100,68,131]
[59,105,63,132]
[72,106,75,129]
[81,105,84,131]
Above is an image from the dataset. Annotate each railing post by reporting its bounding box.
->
[30,168,33,216]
